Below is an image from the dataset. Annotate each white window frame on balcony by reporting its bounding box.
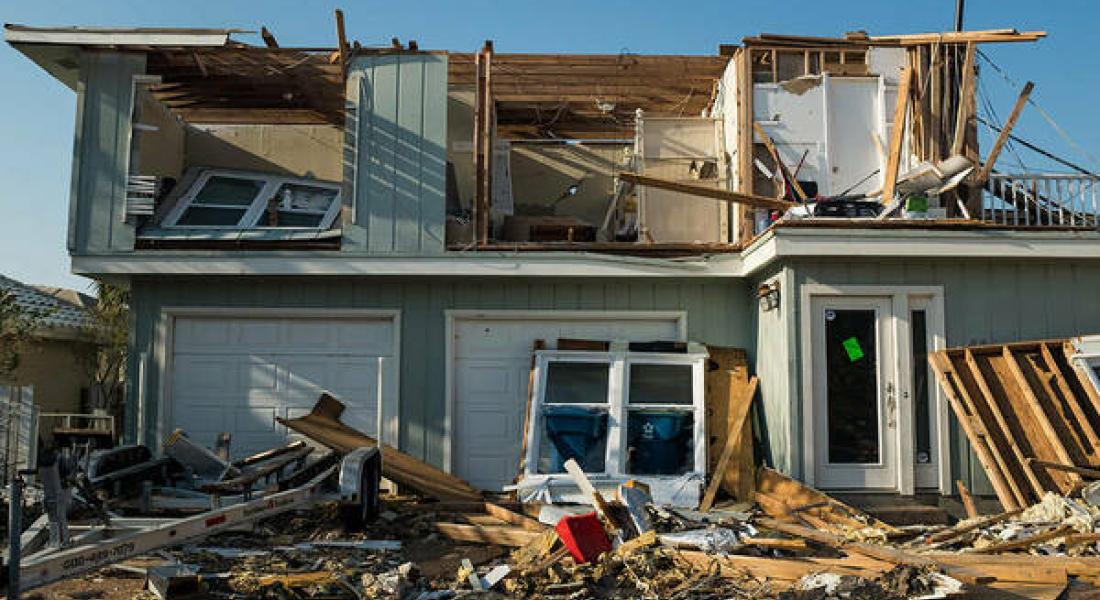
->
[162,168,342,230]
[520,347,707,506]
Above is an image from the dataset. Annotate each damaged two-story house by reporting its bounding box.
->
[7,21,1100,504]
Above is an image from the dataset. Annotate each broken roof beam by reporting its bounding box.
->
[976,81,1035,183]
[618,172,794,211]
[260,26,278,48]
[869,30,1046,45]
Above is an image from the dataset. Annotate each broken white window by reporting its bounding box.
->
[163,169,341,230]
[520,345,707,507]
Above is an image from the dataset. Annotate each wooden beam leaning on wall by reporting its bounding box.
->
[975,81,1035,183]
[618,172,793,211]
[752,123,807,201]
[699,375,759,511]
[880,67,913,204]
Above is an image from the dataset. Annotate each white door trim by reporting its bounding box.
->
[156,307,402,452]
[810,295,896,490]
[799,284,947,494]
[443,310,688,473]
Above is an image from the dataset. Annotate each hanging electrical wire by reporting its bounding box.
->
[977,48,1100,171]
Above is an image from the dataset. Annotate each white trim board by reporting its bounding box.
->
[797,284,949,495]
[442,310,688,474]
[74,227,1100,280]
[154,307,402,453]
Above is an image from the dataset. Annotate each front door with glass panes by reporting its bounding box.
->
[808,292,946,492]
[811,296,897,489]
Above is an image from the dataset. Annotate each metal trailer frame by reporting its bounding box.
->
[5,447,382,597]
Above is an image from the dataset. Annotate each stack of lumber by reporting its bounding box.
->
[277,393,482,501]
[929,339,1100,510]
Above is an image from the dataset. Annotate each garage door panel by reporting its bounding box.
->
[174,356,240,394]
[243,358,279,391]
[452,315,682,490]
[339,322,396,354]
[237,321,280,346]
[459,361,517,395]
[171,315,396,462]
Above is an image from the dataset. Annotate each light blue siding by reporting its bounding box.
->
[69,51,144,254]
[349,54,447,255]
[127,276,750,468]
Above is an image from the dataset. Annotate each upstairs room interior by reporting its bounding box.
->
[8,22,1086,258]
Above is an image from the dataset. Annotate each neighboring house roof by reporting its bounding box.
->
[0,275,97,335]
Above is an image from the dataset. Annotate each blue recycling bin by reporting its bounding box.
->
[628,411,690,475]
[544,407,607,472]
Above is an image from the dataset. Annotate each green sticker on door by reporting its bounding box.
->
[842,336,865,362]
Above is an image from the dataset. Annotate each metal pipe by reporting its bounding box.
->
[954,0,965,32]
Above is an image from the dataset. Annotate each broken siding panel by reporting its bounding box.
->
[71,51,145,254]
[127,277,748,467]
[352,54,447,255]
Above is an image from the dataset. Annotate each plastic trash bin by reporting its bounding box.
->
[628,411,690,475]
[544,407,607,472]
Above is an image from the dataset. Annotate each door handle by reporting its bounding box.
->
[885,382,897,429]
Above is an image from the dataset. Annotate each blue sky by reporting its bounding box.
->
[2,0,1097,292]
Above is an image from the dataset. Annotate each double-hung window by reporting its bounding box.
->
[523,347,707,505]
[163,169,342,230]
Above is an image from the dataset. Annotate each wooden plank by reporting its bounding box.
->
[1034,346,1100,459]
[737,49,755,244]
[483,502,547,533]
[260,26,279,49]
[333,9,349,77]
[962,349,1044,502]
[1063,341,1100,431]
[881,67,912,203]
[951,43,976,156]
[278,394,482,500]
[435,523,539,547]
[927,508,1023,545]
[1027,457,1100,480]
[930,350,1024,509]
[676,551,893,585]
[752,122,807,200]
[755,467,897,533]
[957,480,978,519]
[699,376,758,510]
[972,524,1076,554]
[976,82,1034,183]
[1001,346,1080,487]
[754,518,995,586]
[617,172,794,211]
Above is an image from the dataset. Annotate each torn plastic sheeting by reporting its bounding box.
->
[659,527,744,554]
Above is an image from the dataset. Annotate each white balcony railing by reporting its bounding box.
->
[982,173,1100,228]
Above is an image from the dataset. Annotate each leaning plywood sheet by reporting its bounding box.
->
[277,393,482,501]
[929,339,1100,510]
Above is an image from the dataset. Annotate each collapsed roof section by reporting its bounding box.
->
[449,52,729,140]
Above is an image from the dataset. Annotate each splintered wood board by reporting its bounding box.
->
[930,339,1100,509]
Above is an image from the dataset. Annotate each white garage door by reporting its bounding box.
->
[170,314,398,459]
[451,313,683,490]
